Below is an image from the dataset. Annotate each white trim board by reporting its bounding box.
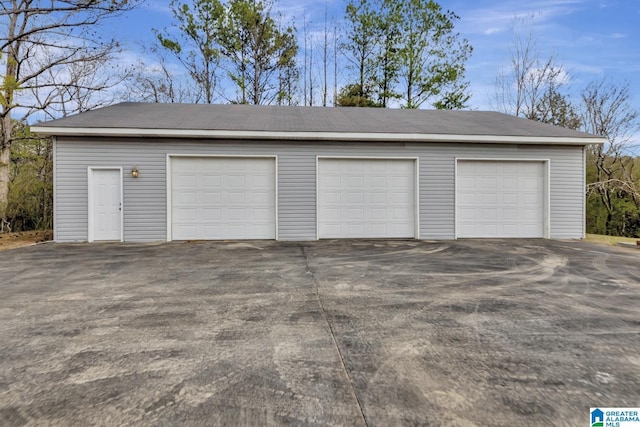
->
[31,125,606,146]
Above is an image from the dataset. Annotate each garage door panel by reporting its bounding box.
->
[202,225,222,236]
[393,191,412,204]
[175,192,197,204]
[324,208,341,220]
[523,208,539,221]
[348,224,365,235]
[348,192,364,203]
[370,224,387,235]
[481,193,498,204]
[171,157,276,240]
[227,192,246,204]
[347,208,365,220]
[203,208,221,220]
[481,177,497,189]
[457,161,544,238]
[503,178,517,189]
[252,192,272,204]
[203,175,221,186]
[524,177,540,189]
[370,208,386,220]
[370,162,386,172]
[176,208,197,221]
[227,208,246,220]
[503,224,518,235]
[370,176,386,187]
[370,193,386,203]
[482,208,498,220]
[323,192,341,204]
[175,175,197,187]
[523,192,539,204]
[503,209,518,220]
[318,159,415,239]
[503,193,517,204]
[227,175,247,188]
[202,192,221,204]
[390,175,406,186]
[250,177,271,188]
[458,177,476,191]
[393,208,410,220]
[458,207,475,221]
[347,176,364,187]
[175,224,197,236]
[323,176,341,187]
[253,208,272,220]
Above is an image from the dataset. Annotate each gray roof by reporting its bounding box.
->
[32,102,604,144]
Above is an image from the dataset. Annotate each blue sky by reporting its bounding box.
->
[106,0,640,113]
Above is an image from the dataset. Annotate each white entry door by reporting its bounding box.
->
[90,168,122,241]
[318,158,416,238]
[456,160,545,238]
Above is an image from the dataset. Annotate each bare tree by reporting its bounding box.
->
[32,53,133,120]
[582,78,640,229]
[333,19,339,105]
[494,16,565,119]
[0,0,139,220]
[303,12,308,106]
[126,48,199,104]
[308,32,314,106]
[322,7,328,107]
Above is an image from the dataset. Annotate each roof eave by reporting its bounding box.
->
[30,126,606,145]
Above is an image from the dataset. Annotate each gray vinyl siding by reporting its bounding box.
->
[54,137,585,242]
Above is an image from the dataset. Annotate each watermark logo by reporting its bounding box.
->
[592,408,604,427]
[591,408,640,427]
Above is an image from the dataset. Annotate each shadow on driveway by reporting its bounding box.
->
[0,239,639,426]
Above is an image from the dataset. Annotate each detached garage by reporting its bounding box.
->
[31,103,604,243]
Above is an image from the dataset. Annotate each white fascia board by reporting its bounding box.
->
[30,126,606,145]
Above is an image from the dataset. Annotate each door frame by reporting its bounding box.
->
[454,158,550,239]
[166,154,279,242]
[315,156,420,240]
[87,167,124,242]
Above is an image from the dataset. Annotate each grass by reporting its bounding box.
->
[586,233,639,246]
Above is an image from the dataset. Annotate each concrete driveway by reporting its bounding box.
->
[0,239,639,426]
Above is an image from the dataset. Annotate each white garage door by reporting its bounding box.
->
[456,160,545,238]
[318,158,415,238]
[171,157,276,240]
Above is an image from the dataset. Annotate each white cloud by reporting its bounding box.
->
[456,0,585,36]
[484,27,503,35]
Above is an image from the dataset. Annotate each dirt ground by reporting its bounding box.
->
[0,230,52,251]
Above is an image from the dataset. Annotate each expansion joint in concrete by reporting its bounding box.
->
[298,244,369,427]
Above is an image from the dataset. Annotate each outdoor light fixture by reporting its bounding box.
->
[131,167,139,178]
